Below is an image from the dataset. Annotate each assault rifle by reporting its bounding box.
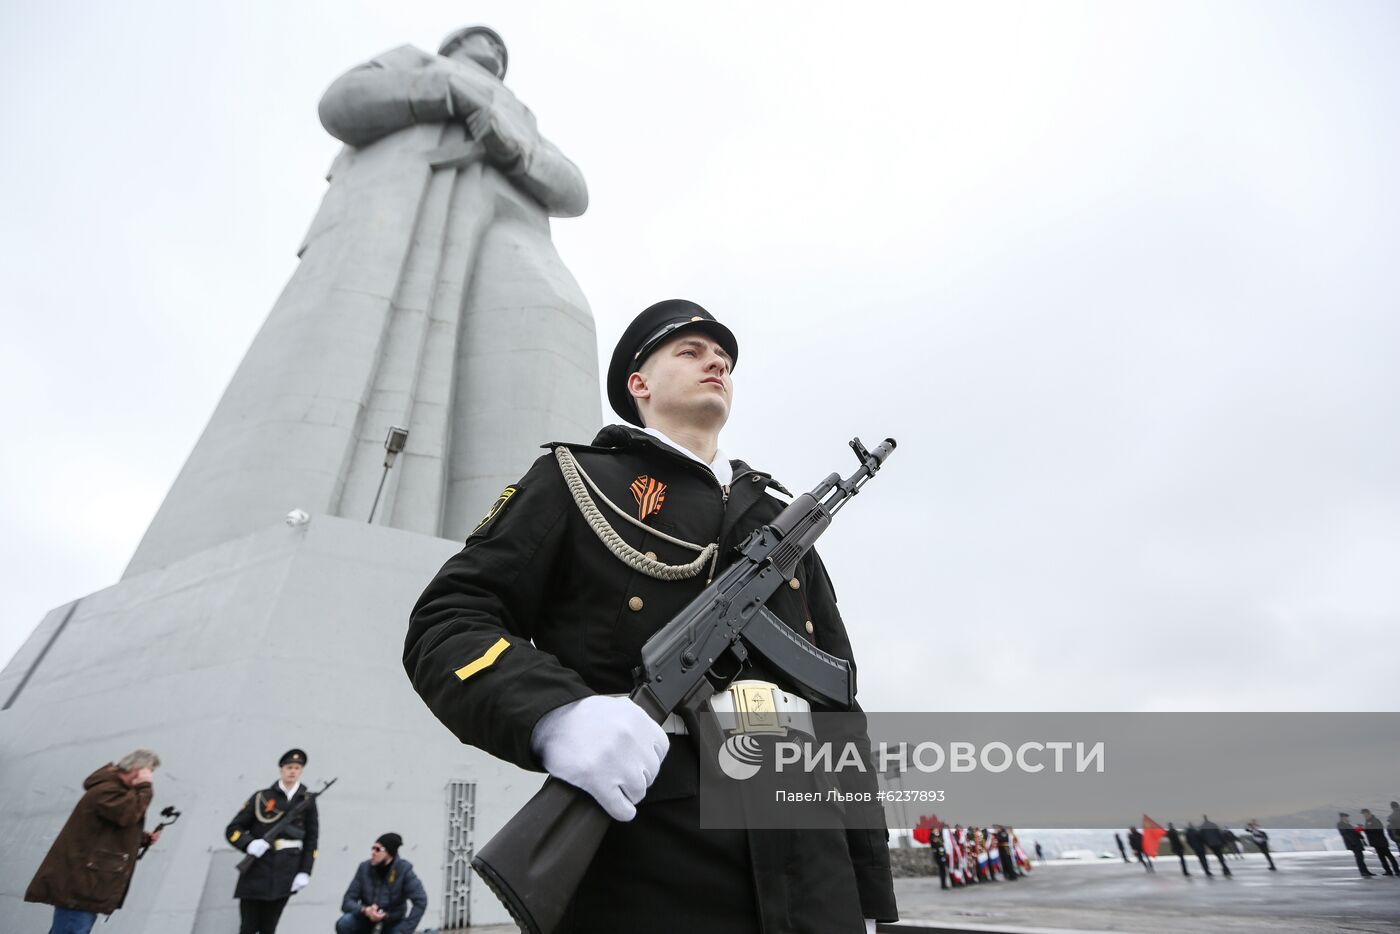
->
[472,437,896,933]
[235,777,337,874]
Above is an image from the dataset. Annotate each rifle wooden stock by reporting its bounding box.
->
[470,777,610,934]
[235,849,259,875]
[471,687,670,934]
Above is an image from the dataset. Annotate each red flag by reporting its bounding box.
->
[913,814,938,845]
[1142,815,1166,857]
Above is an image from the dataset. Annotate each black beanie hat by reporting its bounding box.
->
[376,832,403,856]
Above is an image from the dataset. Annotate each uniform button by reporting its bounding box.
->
[789,578,800,590]
[804,620,814,634]
[645,551,657,561]
[628,596,644,612]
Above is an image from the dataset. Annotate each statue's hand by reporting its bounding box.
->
[442,64,536,148]
[466,107,523,167]
[448,83,487,119]
[445,67,499,116]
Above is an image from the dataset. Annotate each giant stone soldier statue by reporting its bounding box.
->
[125,25,600,576]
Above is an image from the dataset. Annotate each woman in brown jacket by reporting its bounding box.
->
[25,749,162,934]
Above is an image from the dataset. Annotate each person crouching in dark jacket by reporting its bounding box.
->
[336,833,427,934]
[25,749,163,934]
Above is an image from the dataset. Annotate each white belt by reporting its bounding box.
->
[658,680,813,736]
[273,839,303,851]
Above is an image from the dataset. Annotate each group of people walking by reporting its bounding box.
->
[1114,805,1400,880]
[23,748,428,934]
[928,823,1033,889]
[1119,817,1271,877]
[1336,805,1400,878]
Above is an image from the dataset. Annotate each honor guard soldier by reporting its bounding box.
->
[407,299,898,932]
[225,749,319,934]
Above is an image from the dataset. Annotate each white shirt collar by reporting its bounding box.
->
[278,781,301,799]
[641,427,733,487]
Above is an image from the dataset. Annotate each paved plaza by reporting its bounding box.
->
[881,851,1400,933]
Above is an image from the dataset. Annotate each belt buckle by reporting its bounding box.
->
[727,680,786,736]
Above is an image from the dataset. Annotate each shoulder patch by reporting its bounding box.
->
[468,485,520,540]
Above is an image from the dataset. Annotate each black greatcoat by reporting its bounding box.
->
[225,783,319,901]
[406,425,898,933]
[1337,822,1363,851]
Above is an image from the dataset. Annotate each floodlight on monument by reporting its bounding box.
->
[384,425,410,467]
[369,426,410,523]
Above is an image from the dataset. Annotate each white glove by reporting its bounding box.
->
[291,872,310,893]
[246,839,270,858]
[531,695,669,821]
[865,920,877,934]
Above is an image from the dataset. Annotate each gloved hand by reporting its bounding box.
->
[865,920,877,934]
[531,695,669,821]
[291,872,310,893]
[245,839,270,858]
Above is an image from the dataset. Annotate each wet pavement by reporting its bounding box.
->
[881,850,1400,933]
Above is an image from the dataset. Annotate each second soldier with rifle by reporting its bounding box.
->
[225,749,324,934]
[406,299,898,933]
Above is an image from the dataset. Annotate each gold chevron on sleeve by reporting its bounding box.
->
[454,637,512,681]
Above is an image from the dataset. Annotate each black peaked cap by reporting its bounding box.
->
[606,299,738,426]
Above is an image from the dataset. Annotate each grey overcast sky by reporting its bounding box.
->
[2,1,1396,712]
